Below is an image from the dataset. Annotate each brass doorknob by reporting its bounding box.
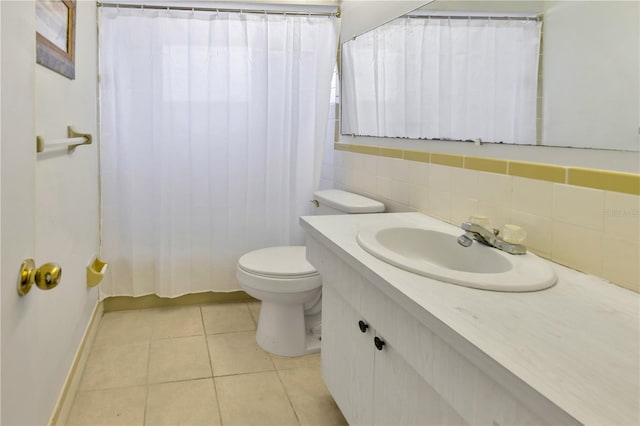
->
[18,258,62,296]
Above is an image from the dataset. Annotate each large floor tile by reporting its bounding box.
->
[150,305,204,340]
[148,335,212,383]
[80,342,149,390]
[94,310,153,347]
[201,303,255,334]
[207,331,274,377]
[145,378,221,425]
[66,386,146,426]
[216,371,298,426]
[278,367,347,426]
[247,301,261,325]
[272,352,321,371]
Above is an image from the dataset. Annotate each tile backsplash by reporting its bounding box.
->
[319,144,640,293]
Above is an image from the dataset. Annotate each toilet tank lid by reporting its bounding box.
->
[313,190,385,213]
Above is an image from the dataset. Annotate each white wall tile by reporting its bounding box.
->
[428,164,452,193]
[377,176,410,206]
[451,168,479,199]
[512,177,554,218]
[553,184,605,231]
[408,184,429,212]
[475,172,513,229]
[333,166,347,188]
[552,222,603,276]
[377,156,409,182]
[478,172,512,206]
[602,236,640,292]
[383,199,416,213]
[604,192,640,243]
[477,203,511,230]
[451,196,478,226]
[408,161,430,185]
[511,210,553,257]
[360,172,378,195]
[426,190,451,222]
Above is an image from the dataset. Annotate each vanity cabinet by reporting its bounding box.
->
[322,283,465,425]
[310,238,559,426]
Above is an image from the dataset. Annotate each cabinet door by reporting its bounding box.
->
[373,335,468,426]
[322,284,374,425]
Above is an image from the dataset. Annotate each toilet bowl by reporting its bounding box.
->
[236,190,385,357]
[237,246,322,357]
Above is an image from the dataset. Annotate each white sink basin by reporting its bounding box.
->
[357,225,557,292]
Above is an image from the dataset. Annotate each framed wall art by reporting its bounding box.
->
[36,0,76,79]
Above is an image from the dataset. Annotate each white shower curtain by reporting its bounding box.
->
[342,16,541,144]
[99,7,339,297]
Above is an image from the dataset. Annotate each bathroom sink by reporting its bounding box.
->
[356,225,557,292]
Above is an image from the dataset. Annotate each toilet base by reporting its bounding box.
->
[256,300,321,357]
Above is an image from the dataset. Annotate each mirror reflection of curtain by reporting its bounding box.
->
[342,16,541,144]
[98,7,339,297]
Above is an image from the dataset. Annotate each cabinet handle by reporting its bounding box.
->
[358,320,369,333]
[374,336,385,351]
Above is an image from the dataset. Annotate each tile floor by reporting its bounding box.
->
[65,302,347,426]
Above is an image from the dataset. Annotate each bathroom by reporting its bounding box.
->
[1,0,638,425]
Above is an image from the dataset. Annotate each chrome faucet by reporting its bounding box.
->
[458,221,527,255]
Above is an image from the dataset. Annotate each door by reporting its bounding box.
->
[372,334,468,426]
[1,2,39,425]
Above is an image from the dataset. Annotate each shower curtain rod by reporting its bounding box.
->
[405,13,541,22]
[97,2,340,17]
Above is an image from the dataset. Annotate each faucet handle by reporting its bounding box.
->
[500,224,527,244]
[468,214,490,229]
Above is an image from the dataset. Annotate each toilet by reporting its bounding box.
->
[236,189,385,357]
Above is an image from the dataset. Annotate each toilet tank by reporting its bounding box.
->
[313,189,385,215]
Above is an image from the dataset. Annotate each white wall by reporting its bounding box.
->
[1,1,100,424]
[340,0,427,40]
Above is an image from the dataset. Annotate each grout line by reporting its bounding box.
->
[200,305,224,426]
[204,328,257,338]
[143,325,152,425]
[273,362,301,425]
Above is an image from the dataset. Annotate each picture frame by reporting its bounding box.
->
[36,0,76,80]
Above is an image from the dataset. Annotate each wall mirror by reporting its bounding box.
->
[341,0,639,151]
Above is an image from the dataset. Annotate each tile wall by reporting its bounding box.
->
[319,144,640,293]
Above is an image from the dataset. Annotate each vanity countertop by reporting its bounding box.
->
[301,212,640,426]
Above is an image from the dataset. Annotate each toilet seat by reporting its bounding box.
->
[237,246,321,293]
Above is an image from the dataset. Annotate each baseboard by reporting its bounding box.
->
[49,300,104,426]
[103,290,256,312]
